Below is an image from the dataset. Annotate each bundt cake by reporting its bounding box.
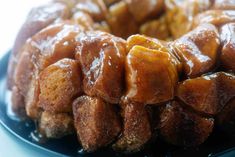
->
[6,0,235,154]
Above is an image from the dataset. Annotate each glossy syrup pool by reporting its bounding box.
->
[1,52,235,157]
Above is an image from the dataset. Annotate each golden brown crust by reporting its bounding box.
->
[38,58,82,113]
[73,96,121,152]
[216,98,235,126]
[113,100,151,153]
[192,10,235,28]
[177,72,235,115]
[139,15,170,40]
[72,11,94,30]
[126,35,182,72]
[25,79,42,119]
[7,2,70,89]
[74,0,107,21]
[165,0,212,38]
[75,31,126,104]
[13,23,78,98]
[125,45,178,104]
[39,111,74,138]
[159,101,214,146]
[12,23,83,118]
[11,86,25,117]
[107,1,138,38]
[172,23,220,78]
[220,23,235,71]
[125,0,164,22]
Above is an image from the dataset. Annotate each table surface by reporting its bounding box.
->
[0,1,61,157]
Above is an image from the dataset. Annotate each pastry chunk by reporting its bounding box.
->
[125,45,178,104]
[107,1,138,38]
[25,79,41,119]
[177,72,235,115]
[125,0,164,22]
[93,21,111,33]
[75,31,126,104]
[140,16,170,40]
[38,59,82,113]
[220,23,235,71]
[73,96,121,152]
[159,101,214,146]
[39,111,74,138]
[8,2,70,89]
[14,23,81,97]
[127,35,182,73]
[127,34,168,52]
[216,98,235,127]
[13,23,81,118]
[172,23,220,78]
[74,0,107,21]
[193,10,235,28]
[36,24,82,69]
[11,86,25,117]
[14,44,38,98]
[165,0,211,38]
[212,0,235,10]
[72,11,94,30]
[113,100,151,153]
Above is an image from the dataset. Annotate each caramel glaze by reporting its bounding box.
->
[7,2,71,89]
[158,101,214,147]
[177,72,235,116]
[220,23,235,71]
[10,23,235,152]
[13,23,83,119]
[172,23,220,78]
[7,0,235,154]
[75,31,126,104]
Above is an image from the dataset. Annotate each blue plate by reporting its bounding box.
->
[1,51,235,157]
